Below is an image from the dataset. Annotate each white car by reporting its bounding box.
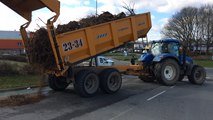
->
[80,56,114,66]
[97,56,114,66]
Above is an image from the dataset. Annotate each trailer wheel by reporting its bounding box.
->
[154,59,180,86]
[74,70,99,97]
[188,66,206,85]
[48,75,69,91]
[99,68,122,94]
[139,76,154,82]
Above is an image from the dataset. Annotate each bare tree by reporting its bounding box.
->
[122,1,136,16]
[199,5,213,54]
[162,5,213,55]
[161,7,198,53]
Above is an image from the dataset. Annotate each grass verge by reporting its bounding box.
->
[113,55,213,68]
[194,60,213,68]
[0,75,42,90]
[111,54,140,61]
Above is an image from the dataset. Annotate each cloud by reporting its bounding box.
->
[58,0,81,6]
[84,1,91,5]
[148,17,169,40]
[136,0,213,13]
[0,3,26,31]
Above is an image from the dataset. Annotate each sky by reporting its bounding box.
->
[0,0,213,40]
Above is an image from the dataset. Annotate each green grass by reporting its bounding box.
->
[111,54,140,61]
[0,60,43,90]
[104,53,140,61]
[112,56,133,61]
[112,55,213,68]
[104,52,124,56]
[0,75,42,90]
[194,60,213,68]
[0,60,27,68]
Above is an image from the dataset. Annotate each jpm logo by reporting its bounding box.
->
[97,33,107,39]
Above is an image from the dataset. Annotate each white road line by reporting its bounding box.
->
[109,107,134,120]
[170,86,175,89]
[147,90,166,101]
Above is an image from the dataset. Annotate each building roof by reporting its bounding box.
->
[0,31,22,40]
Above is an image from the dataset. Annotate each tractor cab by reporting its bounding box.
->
[139,39,181,63]
[151,39,180,57]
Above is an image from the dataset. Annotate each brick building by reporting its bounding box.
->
[0,31,25,55]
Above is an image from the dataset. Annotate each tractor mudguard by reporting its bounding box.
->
[179,55,193,65]
[185,56,193,64]
[185,64,204,76]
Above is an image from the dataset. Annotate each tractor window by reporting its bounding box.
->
[151,42,179,56]
[151,43,162,56]
[168,43,179,56]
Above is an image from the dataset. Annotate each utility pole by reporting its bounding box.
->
[96,0,98,16]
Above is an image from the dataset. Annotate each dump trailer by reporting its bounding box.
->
[1,0,206,97]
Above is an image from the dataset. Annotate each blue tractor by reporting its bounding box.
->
[138,39,206,86]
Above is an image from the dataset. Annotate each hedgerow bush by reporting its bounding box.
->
[0,62,19,76]
[0,55,27,62]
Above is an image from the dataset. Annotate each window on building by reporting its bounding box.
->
[17,42,22,46]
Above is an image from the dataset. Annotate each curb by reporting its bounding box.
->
[0,85,48,92]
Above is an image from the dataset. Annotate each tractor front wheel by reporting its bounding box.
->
[188,66,206,85]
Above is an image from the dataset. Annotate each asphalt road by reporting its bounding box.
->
[73,80,213,120]
[0,68,212,120]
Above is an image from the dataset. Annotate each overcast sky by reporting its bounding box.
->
[0,0,213,40]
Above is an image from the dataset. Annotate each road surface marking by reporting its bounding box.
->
[109,107,134,120]
[147,90,166,101]
[170,86,175,89]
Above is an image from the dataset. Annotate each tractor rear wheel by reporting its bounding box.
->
[188,66,206,85]
[48,75,69,91]
[154,59,180,86]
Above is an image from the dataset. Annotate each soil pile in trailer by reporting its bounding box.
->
[26,12,126,70]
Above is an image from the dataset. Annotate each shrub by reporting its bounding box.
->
[0,62,19,76]
[20,64,39,75]
[0,55,27,62]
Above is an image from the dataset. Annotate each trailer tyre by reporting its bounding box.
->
[48,75,69,91]
[188,66,206,85]
[99,68,122,94]
[74,70,99,97]
[154,59,180,86]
